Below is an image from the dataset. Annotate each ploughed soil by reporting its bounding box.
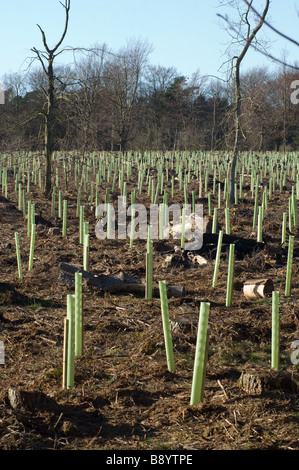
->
[0,156,298,452]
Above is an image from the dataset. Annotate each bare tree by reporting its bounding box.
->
[239,66,271,150]
[219,0,270,203]
[104,38,153,151]
[31,0,71,196]
[241,0,299,70]
[2,72,27,123]
[63,45,110,153]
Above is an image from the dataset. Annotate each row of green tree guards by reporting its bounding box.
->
[61,271,284,405]
[2,149,297,403]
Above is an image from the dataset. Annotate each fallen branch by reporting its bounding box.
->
[59,262,186,298]
[202,233,264,254]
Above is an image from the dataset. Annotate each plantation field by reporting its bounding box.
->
[0,150,298,451]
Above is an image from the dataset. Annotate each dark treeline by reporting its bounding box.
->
[1,40,299,154]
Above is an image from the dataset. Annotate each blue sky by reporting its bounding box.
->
[0,0,298,82]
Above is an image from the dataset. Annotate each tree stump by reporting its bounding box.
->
[238,367,299,396]
[170,317,198,333]
[7,387,58,411]
[48,227,60,236]
[0,283,28,306]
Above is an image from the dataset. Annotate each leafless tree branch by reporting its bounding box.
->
[218,12,299,70]
[242,0,299,47]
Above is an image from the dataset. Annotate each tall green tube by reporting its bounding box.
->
[159,280,175,372]
[281,212,287,248]
[58,190,63,219]
[225,208,230,235]
[208,193,212,216]
[226,244,235,307]
[257,206,263,243]
[83,233,90,271]
[27,201,32,237]
[79,205,84,244]
[285,235,294,297]
[212,230,223,287]
[252,179,259,229]
[62,200,67,237]
[212,207,218,234]
[181,207,186,249]
[75,272,83,357]
[271,291,280,370]
[28,224,36,271]
[289,197,292,233]
[52,186,56,218]
[76,186,81,217]
[14,232,22,279]
[130,199,135,248]
[67,294,75,388]
[292,191,298,228]
[18,183,22,211]
[190,302,210,405]
[146,228,153,300]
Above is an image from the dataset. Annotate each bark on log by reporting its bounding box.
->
[243,278,274,299]
[59,262,186,298]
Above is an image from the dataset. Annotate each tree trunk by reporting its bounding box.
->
[44,58,55,196]
[229,0,270,204]
[31,0,71,197]
[230,61,241,203]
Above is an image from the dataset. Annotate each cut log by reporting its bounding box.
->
[59,262,185,298]
[243,278,274,299]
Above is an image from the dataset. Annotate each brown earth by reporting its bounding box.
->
[0,157,298,452]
